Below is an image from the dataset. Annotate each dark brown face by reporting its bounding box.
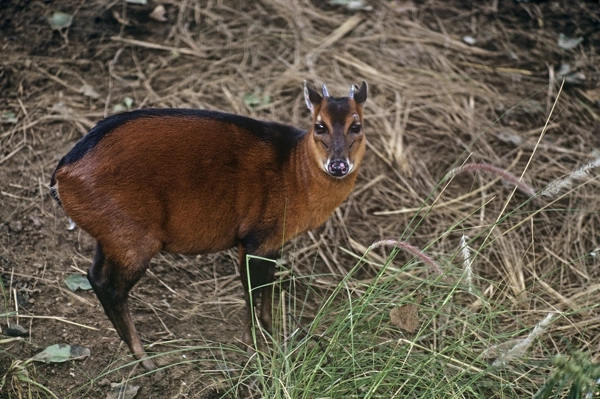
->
[312,97,364,178]
[304,81,368,179]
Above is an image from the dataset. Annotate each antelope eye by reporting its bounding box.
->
[349,124,362,134]
[314,123,327,134]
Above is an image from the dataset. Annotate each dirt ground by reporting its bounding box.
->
[1,1,600,398]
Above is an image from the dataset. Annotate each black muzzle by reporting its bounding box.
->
[327,160,349,177]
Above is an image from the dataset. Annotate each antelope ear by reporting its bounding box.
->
[304,81,323,116]
[352,80,368,104]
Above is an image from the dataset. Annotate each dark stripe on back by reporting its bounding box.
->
[50,108,306,193]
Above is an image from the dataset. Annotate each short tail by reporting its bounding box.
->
[49,172,62,207]
[49,171,76,230]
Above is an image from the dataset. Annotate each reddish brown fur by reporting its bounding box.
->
[56,117,359,260]
[52,81,367,371]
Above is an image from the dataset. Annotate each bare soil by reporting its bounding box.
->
[1,1,600,398]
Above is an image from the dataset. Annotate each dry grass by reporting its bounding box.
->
[1,0,600,397]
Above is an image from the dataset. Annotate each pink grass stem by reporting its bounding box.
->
[446,163,536,197]
[370,239,443,275]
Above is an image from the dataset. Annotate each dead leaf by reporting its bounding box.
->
[565,72,585,85]
[557,33,583,50]
[31,343,90,363]
[328,0,373,11]
[389,295,422,332]
[581,88,600,106]
[149,5,167,22]
[0,111,18,124]
[64,273,92,291]
[392,1,416,13]
[112,11,130,26]
[496,130,523,146]
[79,84,99,99]
[4,323,28,337]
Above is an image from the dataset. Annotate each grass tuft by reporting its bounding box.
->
[459,234,474,294]
[488,312,557,368]
[535,351,600,399]
[540,158,600,197]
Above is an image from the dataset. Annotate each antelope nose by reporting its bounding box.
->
[328,160,349,177]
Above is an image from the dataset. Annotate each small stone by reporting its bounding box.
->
[97,378,111,387]
[496,130,523,146]
[30,216,42,227]
[462,35,477,45]
[9,220,23,233]
[107,382,140,399]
